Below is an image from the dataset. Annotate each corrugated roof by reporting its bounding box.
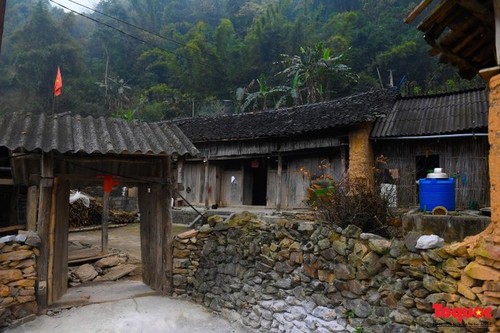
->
[371,88,488,138]
[0,112,199,156]
[172,89,396,142]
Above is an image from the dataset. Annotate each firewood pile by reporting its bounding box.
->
[69,197,138,228]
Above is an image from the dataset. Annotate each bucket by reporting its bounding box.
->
[419,178,455,211]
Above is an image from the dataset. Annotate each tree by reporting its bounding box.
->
[277,43,357,103]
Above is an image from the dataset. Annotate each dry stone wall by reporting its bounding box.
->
[173,212,499,333]
[0,232,40,329]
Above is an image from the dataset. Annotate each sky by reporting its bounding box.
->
[50,0,98,13]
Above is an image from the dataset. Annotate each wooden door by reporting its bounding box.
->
[220,170,243,206]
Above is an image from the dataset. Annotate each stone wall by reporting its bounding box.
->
[0,232,40,329]
[173,212,499,333]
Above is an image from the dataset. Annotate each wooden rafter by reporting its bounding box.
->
[425,34,478,77]
[456,0,495,33]
[418,0,457,32]
[405,0,434,24]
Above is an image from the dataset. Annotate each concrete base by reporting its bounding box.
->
[402,210,490,242]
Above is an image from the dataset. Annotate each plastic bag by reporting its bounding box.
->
[69,190,90,207]
[415,234,444,250]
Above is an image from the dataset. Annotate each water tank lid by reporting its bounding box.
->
[427,168,448,178]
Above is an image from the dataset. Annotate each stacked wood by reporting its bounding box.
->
[69,197,138,228]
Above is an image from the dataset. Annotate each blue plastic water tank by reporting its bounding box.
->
[419,178,455,211]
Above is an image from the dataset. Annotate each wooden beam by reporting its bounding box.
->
[0,178,13,185]
[405,0,434,24]
[0,224,26,233]
[495,0,500,64]
[418,0,456,32]
[457,0,495,31]
[425,35,478,75]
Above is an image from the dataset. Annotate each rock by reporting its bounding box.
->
[368,239,392,255]
[0,250,33,262]
[260,300,285,312]
[0,270,23,284]
[360,233,385,240]
[74,264,98,283]
[320,248,337,261]
[317,238,330,250]
[101,264,137,281]
[177,229,198,239]
[362,252,382,276]
[422,275,440,292]
[274,278,292,289]
[333,263,355,280]
[464,262,500,281]
[24,232,41,247]
[389,310,414,325]
[342,225,362,238]
[346,299,371,318]
[95,256,121,268]
[0,235,16,243]
[404,231,422,252]
[443,242,468,257]
[312,306,337,321]
[457,282,476,300]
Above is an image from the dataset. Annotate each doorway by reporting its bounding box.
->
[415,154,440,180]
[250,159,267,205]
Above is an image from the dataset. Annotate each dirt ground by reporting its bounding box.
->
[69,223,188,261]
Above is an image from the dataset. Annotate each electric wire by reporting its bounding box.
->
[48,0,178,55]
[63,0,187,48]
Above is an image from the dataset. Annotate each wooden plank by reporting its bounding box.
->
[457,0,495,32]
[26,186,38,231]
[162,156,173,295]
[204,159,209,209]
[276,155,283,211]
[36,152,54,310]
[52,179,69,302]
[0,224,25,233]
[0,178,13,185]
[405,0,434,24]
[418,0,457,32]
[153,184,162,290]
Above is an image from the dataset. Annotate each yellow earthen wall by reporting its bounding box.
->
[348,122,374,188]
[489,75,500,227]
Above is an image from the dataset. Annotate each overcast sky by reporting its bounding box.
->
[50,0,98,13]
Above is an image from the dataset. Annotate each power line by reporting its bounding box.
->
[63,0,187,48]
[48,0,178,55]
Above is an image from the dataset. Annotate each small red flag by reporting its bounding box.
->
[54,66,62,97]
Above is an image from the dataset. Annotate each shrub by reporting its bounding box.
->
[307,176,392,237]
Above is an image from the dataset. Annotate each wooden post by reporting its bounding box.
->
[162,156,173,295]
[47,177,58,306]
[276,155,283,211]
[36,152,54,310]
[26,185,38,231]
[101,191,110,254]
[204,158,209,209]
[0,0,6,54]
[52,179,70,302]
[495,0,500,65]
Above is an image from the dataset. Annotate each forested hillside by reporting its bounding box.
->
[0,0,484,120]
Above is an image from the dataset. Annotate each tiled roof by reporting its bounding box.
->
[172,89,396,142]
[371,88,488,138]
[0,112,199,156]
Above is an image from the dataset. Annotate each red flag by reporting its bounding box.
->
[54,66,62,97]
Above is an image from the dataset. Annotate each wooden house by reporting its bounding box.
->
[171,89,396,210]
[372,88,490,209]
[0,112,198,307]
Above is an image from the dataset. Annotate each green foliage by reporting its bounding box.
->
[0,0,485,118]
